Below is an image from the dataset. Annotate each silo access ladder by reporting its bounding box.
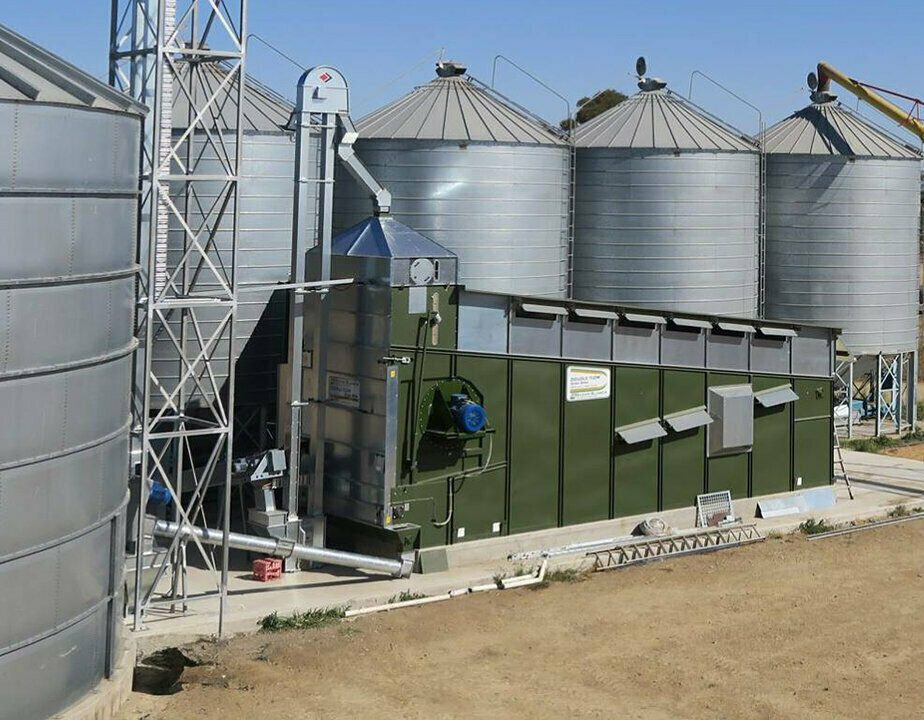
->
[833,427,854,500]
[587,524,765,571]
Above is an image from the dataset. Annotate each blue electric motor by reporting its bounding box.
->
[449,393,487,433]
[148,481,171,505]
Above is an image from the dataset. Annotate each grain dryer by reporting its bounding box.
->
[296,221,838,558]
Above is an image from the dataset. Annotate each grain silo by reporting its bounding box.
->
[764,97,921,355]
[157,63,313,448]
[572,71,760,316]
[764,92,921,435]
[333,61,570,298]
[0,24,141,720]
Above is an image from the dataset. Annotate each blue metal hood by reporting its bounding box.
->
[332,216,457,259]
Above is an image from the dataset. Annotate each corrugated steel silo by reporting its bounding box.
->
[333,61,570,298]
[0,24,142,720]
[764,99,921,354]
[156,64,314,444]
[572,76,760,316]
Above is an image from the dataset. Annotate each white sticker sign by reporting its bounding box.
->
[328,373,361,407]
[566,366,611,402]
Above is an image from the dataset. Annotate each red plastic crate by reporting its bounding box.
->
[252,557,283,582]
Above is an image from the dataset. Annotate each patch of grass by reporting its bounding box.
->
[387,590,427,604]
[338,625,362,638]
[493,564,535,587]
[258,606,346,632]
[844,428,924,454]
[844,435,899,453]
[887,504,911,518]
[798,518,836,535]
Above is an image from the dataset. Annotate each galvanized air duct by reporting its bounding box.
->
[153,521,413,577]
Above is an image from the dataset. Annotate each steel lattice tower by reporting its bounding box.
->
[109,0,247,634]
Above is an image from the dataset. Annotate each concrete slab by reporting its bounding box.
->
[129,450,924,651]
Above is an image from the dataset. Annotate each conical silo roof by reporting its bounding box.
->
[332,216,457,259]
[171,61,293,132]
[574,87,756,151]
[356,61,566,145]
[0,23,144,113]
[764,100,919,158]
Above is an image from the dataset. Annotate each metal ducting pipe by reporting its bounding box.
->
[153,520,413,578]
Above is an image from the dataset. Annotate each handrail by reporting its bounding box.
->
[688,69,762,134]
[490,54,571,138]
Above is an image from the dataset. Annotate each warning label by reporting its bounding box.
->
[565,366,611,402]
[328,374,361,407]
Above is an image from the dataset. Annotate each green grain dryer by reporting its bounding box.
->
[297,216,837,557]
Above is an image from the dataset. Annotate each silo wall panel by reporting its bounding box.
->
[158,131,311,419]
[573,149,759,316]
[765,156,920,354]
[0,102,138,720]
[334,140,570,298]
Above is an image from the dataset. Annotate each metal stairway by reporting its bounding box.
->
[587,524,764,571]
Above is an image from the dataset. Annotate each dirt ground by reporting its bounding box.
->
[884,442,924,462]
[120,522,924,720]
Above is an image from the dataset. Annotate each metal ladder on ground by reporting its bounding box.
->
[833,426,854,500]
[587,524,764,572]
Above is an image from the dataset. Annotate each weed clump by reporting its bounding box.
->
[798,518,835,535]
[388,590,427,604]
[258,607,346,632]
[545,567,588,584]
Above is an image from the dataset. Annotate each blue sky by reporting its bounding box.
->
[4,0,922,139]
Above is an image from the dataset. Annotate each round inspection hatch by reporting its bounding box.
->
[409,258,435,285]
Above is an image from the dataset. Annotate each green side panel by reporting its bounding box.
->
[509,360,561,534]
[397,353,461,485]
[451,467,506,543]
[706,373,749,498]
[391,477,448,549]
[455,355,508,464]
[613,366,659,517]
[562,379,611,526]
[794,378,832,420]
[707,454,749,498]
[661,370,705,510]
[793,378,833,489]
[662,368,706,414]
[794,418,833,488]
[390,286,458,350]
[752,375,792,496]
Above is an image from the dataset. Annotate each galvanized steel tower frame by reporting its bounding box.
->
[109,0,247,633]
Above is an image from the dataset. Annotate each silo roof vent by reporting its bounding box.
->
[638,76,667,92]
[436,60,467,78]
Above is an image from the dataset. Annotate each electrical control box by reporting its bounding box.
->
[708,384,754,457]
